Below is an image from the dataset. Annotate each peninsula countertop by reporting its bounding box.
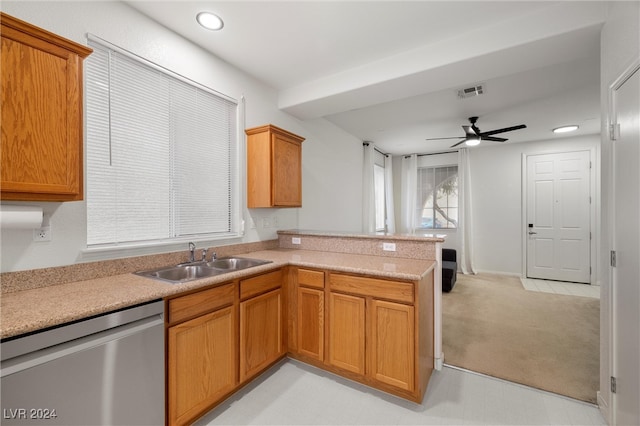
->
[1,249,436,339]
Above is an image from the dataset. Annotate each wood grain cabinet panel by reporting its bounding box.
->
[0,13,92,201]
[328,292,366,375]
[297,286,324,361]
[168,306,237,426]
[370,300,415,391]
[246,124,304,208]
[240,288,285,383]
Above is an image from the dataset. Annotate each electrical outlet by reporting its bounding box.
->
[33,226,51,242]
[382,242,396,251]
[292,237,301,245]
[272,216,278,228]
[262,218,271,228]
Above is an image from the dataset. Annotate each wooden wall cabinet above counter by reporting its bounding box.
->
[246,124,305,208]
[0,12,92,201]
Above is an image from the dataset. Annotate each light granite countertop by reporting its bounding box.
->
[0,249,435,339]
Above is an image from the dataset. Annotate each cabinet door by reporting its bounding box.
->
[168,306,237,426]
[272,133,302,206]
[1,14,90,201]
[328,292,366,375]
[370,300,415,391]
[297,286,324,361]
[240,288,284,382]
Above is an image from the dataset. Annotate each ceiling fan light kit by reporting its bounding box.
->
[425,116,527,148]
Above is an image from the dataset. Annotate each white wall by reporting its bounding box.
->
[297,119,363,232]
[470,135,600,275]
[598,1,640,420]
[0,1,363,272]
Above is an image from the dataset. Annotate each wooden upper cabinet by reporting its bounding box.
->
[246,124,305,208]
[0,13,92,201]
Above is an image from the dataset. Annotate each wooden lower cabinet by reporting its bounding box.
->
[168,305,237,426]
[297,286,324,361]
[324,271,432,402]
[370,300,415,391]
[239,288,285,382]
[327,292,366,375]
[164,265,433,424]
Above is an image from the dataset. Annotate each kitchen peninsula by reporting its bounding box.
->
[1,230,444,425]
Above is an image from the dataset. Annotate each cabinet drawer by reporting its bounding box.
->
[297,268,324,289]
[329,273,414,304]
[168,283,235,325]
[240,269,282,300]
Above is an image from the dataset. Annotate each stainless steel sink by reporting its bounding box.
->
[205,256,272,270]
[135,257,272,284]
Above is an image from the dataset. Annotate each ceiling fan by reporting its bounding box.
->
[426,116,527,148]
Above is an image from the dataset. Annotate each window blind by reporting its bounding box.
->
[86,37,238,247]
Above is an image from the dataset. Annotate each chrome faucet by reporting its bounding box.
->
[201,248,208,262]
[188,242,196,263]
[210,251,217,261]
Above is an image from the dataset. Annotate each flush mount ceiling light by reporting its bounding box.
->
[553,125,579,133]
[196,12,224,31]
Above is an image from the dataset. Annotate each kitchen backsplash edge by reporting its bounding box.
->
[0,240,279,294]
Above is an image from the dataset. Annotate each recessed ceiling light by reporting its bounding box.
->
[553,125,579,133]
[196,12,224,31]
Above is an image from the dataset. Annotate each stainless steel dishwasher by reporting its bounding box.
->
[0,300,164,425]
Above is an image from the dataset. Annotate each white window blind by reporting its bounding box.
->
[85,37,238,247]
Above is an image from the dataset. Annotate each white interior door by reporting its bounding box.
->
[526,151,591,283]
[612,65,640,426]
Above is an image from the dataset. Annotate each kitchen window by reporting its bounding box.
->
[417,165,458,229]
[85,36,240,247]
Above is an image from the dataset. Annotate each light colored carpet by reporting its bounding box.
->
[442,273,599,403]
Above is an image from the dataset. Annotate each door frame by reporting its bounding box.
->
[520,148,598,284]
[607,58,640,426]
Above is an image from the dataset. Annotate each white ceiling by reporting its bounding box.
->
[127,1,606,155]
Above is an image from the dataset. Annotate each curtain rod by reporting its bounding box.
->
[362,142,389,157]
[404,150,458,159]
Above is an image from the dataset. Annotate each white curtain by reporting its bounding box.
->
[400,154,418,233]
[457,148,477,274]
[362,142,376,233]
[384,155,396,233]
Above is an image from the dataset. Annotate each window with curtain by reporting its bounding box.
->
[417,166,458,229]
[85,37,239,247]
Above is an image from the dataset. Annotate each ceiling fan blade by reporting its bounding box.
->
[480,124,526,136]
[482,136,508,142]
[425,136,465,141]
[450,139,467,148]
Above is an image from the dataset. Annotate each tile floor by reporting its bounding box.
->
[195,360,606,426]
[520,277,601,299]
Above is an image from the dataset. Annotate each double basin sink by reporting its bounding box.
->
[135,256,272,284]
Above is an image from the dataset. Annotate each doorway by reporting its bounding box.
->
[610,62,640,426]
[524,150,593,283]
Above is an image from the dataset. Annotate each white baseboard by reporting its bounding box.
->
[435,352,444,371]
[597,391,611,425]
[473,269,522,277]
